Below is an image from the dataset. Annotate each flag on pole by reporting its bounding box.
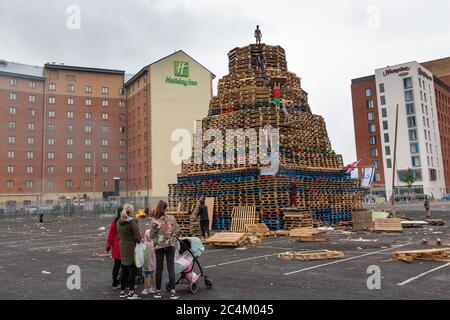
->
[361,167,376,188]
[344,160,361,174]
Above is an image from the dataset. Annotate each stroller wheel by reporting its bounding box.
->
[165,281,171,292]
[204,278,213,289]
[189,282,199,294]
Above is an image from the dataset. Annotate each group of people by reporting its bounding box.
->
[105,198,210,300]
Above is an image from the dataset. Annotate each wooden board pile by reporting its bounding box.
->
[391,248,450,263]
[169,44,363,231]
[279,250,344,261]
[374,218,403,233]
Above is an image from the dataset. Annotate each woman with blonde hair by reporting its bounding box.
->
[116,204,142,299]
[150,200,180,299]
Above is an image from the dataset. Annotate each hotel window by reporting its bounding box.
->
[10,92,17,100]
[384,133,390,143]
[367,112,375,121]
[85,152,92,160]
[6,180,14,189]
[430,169,437,181]
[28,123,35,131]
[84,180,92,188]
[102,179,109,187]
[369,136,377,145]
[47,152,55,160]
[386,159,392,168]
[67,152,73,160]
[407,116,416,128]
[10,78,17,86]
[49,83,56,91]
[28,108,36,117]
[412,156,421,167]
[382,121,388,130]
[409,129,418,141]
[85,86,92,93]
[67,111,74,119]
[102,166,109,173]
[8,136,15,144]
[368,124,376,133]
[67,124,74,133]
[48,110,55,118]
[102,152,109,160]
[67,138,74,146]
[85,139,92,146]
[85,99,92,106]
[406,103,415,114]
[85,112,92,120]
[27,137,35,145]
[48,97,56,104]
[48,138,55,145]
[102,113,109,120]
[48,124,55,132]
[47,181,54,189]
[7,151,15,159]
[385,146,391,156]
[379,83,385,93]
[26,166,34,174]
[9,107,16,115]
[26,181,33,189]
[85,125,92,133]
[372,160,379,169]
[403,78,413,89]
[47,166,54,174]
[380,96,386,105]
[29,95,36,103]
[8,121,16,129]
[84,166,92,173]
[365,88,372,97]
[26,151,34,160]
[381,108,387,118]
[405,90,414,102]
[68,98,74,105]
[370,148,378,157]
[366,100,373,109]
[102,139,109,146]
[67,84,75,92]
[29,81,36,88]
[66,180,73,189]
[410,143,420,154]
[102,87,109,94]
[102,126,109,133]
[102,100,109,107]
[7,165,14,174]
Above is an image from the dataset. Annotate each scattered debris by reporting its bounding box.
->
[41,270,51,275]
[425,219,446,226]
[98,227,106,231]
[391,248,450,263]
[372,211,390,221]
[352,209,373,231]
[279,250,344,261]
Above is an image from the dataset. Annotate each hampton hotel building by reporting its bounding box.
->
[0,51,214,207]
[352,57,450,200]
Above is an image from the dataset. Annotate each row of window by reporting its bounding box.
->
[5,179,118,189]
[9,79,37,88]
[6,151,126,161]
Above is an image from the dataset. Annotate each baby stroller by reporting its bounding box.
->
[166,236,213,294]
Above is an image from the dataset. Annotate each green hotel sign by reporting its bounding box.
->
[165,60,198,86]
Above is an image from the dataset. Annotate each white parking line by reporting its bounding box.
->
[283,242,415,276]
[397,262,450,286]
[204,252,284,269]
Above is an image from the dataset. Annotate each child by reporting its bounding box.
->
[141,229,156,295]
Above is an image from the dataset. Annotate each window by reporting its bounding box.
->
[369,136,377,145]
[67,124,74,133]
[48,138,55,145]
[119,113,126,121]
[29,95,36,103]
[66,180,73,189]
[48,124,55,132]
[365,88,372,97]
[67,139,73,146]
[102,180,109,187]
[48,110,55,118]
[102,166,109,173]
[9,107,16,115]
[85,112,92,120]
[67,152,73,160]
[7,165,14,174]
[10,78,17,86]
[84,180,92,188]
[410,143,420,154]
[47,152,55,160]
[370,148,378,157]
[407,116,416,128]
[67,98,74,105]
[8,121,16,129]
[85,99,92,106]
[85,125,92,133]
[6,180,14,189]
[102,139,109,146]
[383,121,388,130]
[409,129,418,141]
[367,112,375,121]
[119,153,126,160]
[102,152,109,160]
[366,100,374,109]
[47,166,54,174]
[67,84,75,92]
[102,113,109,120]
[406,103,415,114]
[26,151,34,160]
[28,108,36,117]
[102,87,109,94]
[405,90,414,102]
[29,81,36,89]
[8,136,16,144]
[47,181,54,189]
[48,97,56,104]
[49,83,56,91]
[102,126,109,133]
[102,100,109,107]
[85,86,92,93]
[379,83,385,93]
[26,181,33,189]
[26,166,34,174]
[28,123,35,131]
[412,156,421,167]
[385,146,391,156]
[403,78,413,89]
[119,88,125,95]
[380,96,386,105]
[10,92,17,100]
[381,108,387,118]
[384,133,390,143]
[372,160,379,169]
[7,151,15,159]
[119,101,125,108]
[368,124,376,133]
[66,166,73,174]
[85,153,92,160]
[27,137,35,145]
[85,139,92,146]
[120,166,126,173]
[67,111,74,119]
[120,127,125,133]
[386,159,392,168]
[430,169,437,181]
[84,166,92,173]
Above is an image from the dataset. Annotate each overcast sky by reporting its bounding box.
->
[1,0,449,163]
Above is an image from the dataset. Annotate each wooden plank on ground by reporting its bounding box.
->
[297,235,329,242]
[279,250,344,261]
[206,232,248,247]
[352,210,373,232]
[374,218,403,232]
[392,248,450,263]
[289,227,317,237]
[245,223,270,236]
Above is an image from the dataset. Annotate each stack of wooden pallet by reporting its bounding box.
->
[392,248,450,263]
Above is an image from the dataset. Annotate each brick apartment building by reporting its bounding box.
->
[0,51,214,209]
[351,57,450,200]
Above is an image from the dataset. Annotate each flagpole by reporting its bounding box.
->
[391,104,399,218]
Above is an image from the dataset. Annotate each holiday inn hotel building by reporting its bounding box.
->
[0,51,214,208]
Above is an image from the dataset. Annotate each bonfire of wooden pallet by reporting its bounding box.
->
[391,248,450,263]
[279,250,344,261]
[283,212,313,231]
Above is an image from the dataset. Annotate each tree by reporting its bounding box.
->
[401,168,416,199]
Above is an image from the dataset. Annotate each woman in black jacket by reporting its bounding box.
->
[196,199,209,237]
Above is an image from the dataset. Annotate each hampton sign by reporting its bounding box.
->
[383,66,411,76]
[165,61,198,86]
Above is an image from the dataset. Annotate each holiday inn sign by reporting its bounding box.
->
[165,60,198,86]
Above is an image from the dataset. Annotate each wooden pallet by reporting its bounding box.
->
[206,232,248,247]
[289,227,318,237]
[352,209,373,231]
[297,235,329,242]
[392,248,450,263]
[230,206,257,232]
[279,250,344,261]
[284,212,313,230]
[374,218,403,232]
[245,223,270,237]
